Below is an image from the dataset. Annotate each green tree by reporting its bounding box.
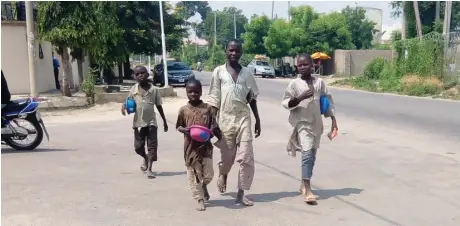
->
[175,1,211,21]
[115,1,186,78]
[241,15,272,54]
[200,7,248,46]
[38,1,122,96]
[390,1,460,39]
[289,5,319,29]
[391,29,402,43]
[307,12,354,54]
[264,19,294,58]
[341,6,376,49]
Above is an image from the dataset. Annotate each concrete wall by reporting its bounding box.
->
[334,49,393,76]
[1,21,55,95]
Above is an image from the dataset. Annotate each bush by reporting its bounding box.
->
[379,61,401,92]
[399,75,443,96]
[350,76,379,92]
[363,57,385,80]
[82,68,97,105]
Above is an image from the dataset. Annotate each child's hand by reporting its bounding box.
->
[178,127,190,135]
[212,126,222,140]
[121,104,126,116]
[163,123,169,132]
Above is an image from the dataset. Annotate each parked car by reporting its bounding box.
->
[153,61,194,87]
[247,60,276,78]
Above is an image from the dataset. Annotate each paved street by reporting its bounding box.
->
[2,73,460,226]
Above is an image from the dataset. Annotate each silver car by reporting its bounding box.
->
[247,60,276,78]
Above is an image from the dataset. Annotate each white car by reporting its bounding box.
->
[247,60,276,78]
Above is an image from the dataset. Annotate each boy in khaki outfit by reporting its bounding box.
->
[122,66,168,179]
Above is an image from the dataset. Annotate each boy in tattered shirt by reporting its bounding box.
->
[176,79,221,211]
[282,53,338,205]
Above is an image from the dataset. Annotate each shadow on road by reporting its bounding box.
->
[1,147,75,154]
[314,188,363,200]
[156,171,187,177]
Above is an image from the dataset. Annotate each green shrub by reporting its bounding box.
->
[350,76,379,92]
[403,83,441,96]
[82,68,97,105]
[363,57,385,80]
[379,61,401,92]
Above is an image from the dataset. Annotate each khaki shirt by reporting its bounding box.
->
[207,64,259,149]
[128,84,162,128]
[281,76,335,157]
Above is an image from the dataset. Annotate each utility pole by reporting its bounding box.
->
[401,7,406,40]
[271,1,274,20]
[26,1,37,97]
[443,0,453,76]
[159,0,169,87]
[194,23,198,54]
[214,12,217,46]
[233,13,237,39]
[148,55,151,72]
[413,1,423,40]
[287,1,290,21]
[435,1,440,22]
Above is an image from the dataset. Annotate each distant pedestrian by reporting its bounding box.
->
[176,79,222,211]
[121,65,169,179]
[282,53,338,205]
[52,52,60,90]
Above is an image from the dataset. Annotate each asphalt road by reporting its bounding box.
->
[3,83,460,225]
[194,71,460,142]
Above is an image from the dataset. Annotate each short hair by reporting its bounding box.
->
[225,38,242,50]
[186,78,202,89]
[134,65,147,71]
[297,53,313,64]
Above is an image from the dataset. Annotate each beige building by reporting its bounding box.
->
[1,21,91,95]
[1,21,56,95]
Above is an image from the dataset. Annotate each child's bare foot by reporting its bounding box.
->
[304,192,317,205]
[146,170,156,179]
[235,189,254,207]
[203,184,210,201]
[217,175,227,193]
[140,160,147,172]
[196,199,206,211]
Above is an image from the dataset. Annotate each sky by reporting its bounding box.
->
[170,0,403,41]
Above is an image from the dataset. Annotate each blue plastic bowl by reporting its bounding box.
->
[320,95,330,115]
[125,98,136,114]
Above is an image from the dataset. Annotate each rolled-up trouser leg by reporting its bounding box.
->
[236,141,255,190]
[133,128,147,159]
[187,158,214,200]
[301,149,317,180]
[187,163,203,200]
[146,126,158,162]
[202,158,214,185]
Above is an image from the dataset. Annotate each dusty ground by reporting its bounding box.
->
[2,85,460,226]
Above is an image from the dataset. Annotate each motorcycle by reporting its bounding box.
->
[1,97,50,150]
[197,66,202,72]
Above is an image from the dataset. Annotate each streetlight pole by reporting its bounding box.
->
[159,0,169,87]
[233,13,236,39]
[214,12,217,46]
[26,1,37,97]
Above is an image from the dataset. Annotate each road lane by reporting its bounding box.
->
[194,71,460,142]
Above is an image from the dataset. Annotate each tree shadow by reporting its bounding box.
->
[1,147,76,154]
[313,188,363,200]
[155,171,187,177]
